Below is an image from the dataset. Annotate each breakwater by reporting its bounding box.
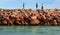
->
[0,9,60,26]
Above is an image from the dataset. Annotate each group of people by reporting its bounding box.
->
[0,9,60,26]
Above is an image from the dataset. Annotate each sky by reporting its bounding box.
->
[0,0,60,9]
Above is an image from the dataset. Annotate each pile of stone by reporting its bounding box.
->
[0,9,60,26]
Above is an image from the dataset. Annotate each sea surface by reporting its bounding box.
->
[0,26,60,35]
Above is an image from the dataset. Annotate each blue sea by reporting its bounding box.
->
[0,26,60,35]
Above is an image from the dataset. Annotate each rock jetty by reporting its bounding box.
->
[0,9,60,26]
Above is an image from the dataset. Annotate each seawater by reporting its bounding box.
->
[0,26,60,35]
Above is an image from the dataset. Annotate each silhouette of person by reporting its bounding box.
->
[36,2,38,9]
[23,3,25,9]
